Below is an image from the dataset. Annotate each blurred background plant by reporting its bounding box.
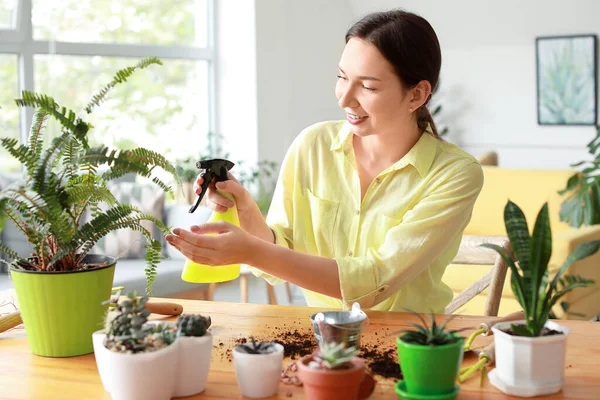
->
[559,125,600,228]
[430,81,449,137]
[173,131,278,215]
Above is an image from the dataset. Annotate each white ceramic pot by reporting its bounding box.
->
[489,319,571,397]
[174,334,213,397]
[233,343,284,398]
[92,330,179,400]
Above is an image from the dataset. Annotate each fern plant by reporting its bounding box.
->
[481,200,600,337]
[0,57,180,294]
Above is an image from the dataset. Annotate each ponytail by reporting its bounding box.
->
[416,105,441,140]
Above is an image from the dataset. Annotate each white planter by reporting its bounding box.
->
[174,334,213,397]
[489,319,571,397]
[233,343,284,398]
[92,330,179,400]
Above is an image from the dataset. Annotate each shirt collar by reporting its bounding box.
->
[329,122,352,151]
[330,123,438,177]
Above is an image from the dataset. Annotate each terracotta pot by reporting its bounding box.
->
[296,355,365,400]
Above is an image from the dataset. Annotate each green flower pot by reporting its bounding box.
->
[396,334,464,396]
[9,255,116,357]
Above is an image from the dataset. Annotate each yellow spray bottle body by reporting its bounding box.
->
[182,159,241,283]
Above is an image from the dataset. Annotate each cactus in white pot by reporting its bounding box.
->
[93,292,179,400]
[233,337,284,398]
[173,314,213,397]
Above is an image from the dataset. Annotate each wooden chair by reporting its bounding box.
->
[444,236,511,316]
[203,265,294,305]
[477,151,498,166]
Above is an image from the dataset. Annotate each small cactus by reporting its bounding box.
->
[399,311,463,346]
[235,337,278,354]
[104,291,176,353]
[309,342,359,370]
[176,314,212,337]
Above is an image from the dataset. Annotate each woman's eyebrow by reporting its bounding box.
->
[338,67,382,82]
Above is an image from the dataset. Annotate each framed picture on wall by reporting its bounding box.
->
[536,34,598,126]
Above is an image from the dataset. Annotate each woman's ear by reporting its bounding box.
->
[408,80,432,111]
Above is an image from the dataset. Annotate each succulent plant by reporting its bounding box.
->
[104,291,176,353]
[399,311,463,346]
[308,342,359,370]
[176,314,211,337]
[235,337,278,354]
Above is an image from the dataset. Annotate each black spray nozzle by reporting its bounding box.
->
[189,159,235,213]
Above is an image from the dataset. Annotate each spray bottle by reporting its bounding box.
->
[182,159,241,283]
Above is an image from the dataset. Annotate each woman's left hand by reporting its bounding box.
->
[165,222,258,266]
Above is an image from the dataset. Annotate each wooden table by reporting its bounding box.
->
[1,299,599,399]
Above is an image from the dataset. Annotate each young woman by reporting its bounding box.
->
[165,10,483,313]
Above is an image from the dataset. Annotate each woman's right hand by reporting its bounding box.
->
[194,173,255,215]
[193,173,275,243]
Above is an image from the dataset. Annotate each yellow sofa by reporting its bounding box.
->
[443,167,600,319]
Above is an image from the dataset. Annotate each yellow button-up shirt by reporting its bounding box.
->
[252,120,483,312]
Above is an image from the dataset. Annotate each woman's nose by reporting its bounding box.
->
[338,85,359,109]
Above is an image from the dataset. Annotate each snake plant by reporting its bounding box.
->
[0,57,180,294]
[481,200,599,336]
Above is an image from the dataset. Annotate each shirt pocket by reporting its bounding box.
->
[298,188,340,256]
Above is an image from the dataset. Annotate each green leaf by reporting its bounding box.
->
[558,172,581,195]
[510,323,534,337]
[83,57,163,115]
[548,241,600,295]
[480,242,529,312]
[545,275,595,316]
[529,203,552,318]
[503,201,531,279]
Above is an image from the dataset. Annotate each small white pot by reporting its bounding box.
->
[174,334,213,397]
[490,319,571,397]
[233,343,284,398]
[92,329,179,400]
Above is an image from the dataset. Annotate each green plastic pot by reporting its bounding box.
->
[396,334,464,396]
[10,255,116,357]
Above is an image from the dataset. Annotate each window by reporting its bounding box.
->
[0,0,214,173]
[0,54,19,172]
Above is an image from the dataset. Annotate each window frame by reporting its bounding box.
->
[0,0,217,149]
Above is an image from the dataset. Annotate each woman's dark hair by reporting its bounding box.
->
[346,10,442,138]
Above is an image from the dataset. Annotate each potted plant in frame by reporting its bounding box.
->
[0,57,180,357]
[481,200,599,397]
[233,337,285,398]
[296,341,365,400]
[173,314,213,397]
[93,291,179,400]
[395,312,464,400]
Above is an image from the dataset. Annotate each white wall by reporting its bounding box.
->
[254,0,355,165]
[215,0,259,168]
[349,0,600,168]
[248,0,599,169]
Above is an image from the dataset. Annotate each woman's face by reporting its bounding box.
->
[335,38,412,137]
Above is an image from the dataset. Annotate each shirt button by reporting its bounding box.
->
[375,178,381,184]
[356,209,360,215]
[348,251,353,256]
